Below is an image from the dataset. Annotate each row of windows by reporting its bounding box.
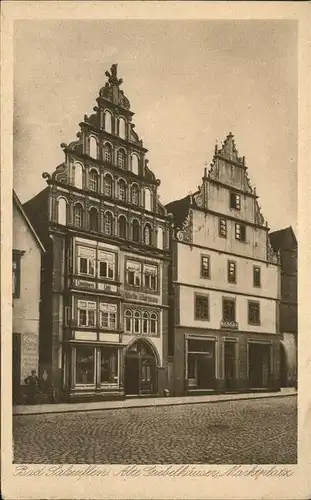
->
[218,217,246,242]
[195,294,261,325]
[91,111,128,139]
[88,138,140,172]
[76,300,159,334]
[77,247,160,292]
[73,166,153,209]
[57,201,164,249]
[201,255,261,287]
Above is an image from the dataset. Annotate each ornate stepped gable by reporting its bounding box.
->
[167,133,280,263]
[43,63,159,189]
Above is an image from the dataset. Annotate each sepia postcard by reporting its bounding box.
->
[1,1,311,499]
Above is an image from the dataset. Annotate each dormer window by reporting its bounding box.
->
[230,192,241,210]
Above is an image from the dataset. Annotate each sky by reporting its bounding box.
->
[13,20,297,233]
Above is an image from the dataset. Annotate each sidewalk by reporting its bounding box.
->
[13,387,297,416]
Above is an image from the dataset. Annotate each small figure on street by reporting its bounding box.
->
[24,369,40,404]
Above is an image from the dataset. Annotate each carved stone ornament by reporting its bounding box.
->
[195,195,203,207]
[176,231,184,241]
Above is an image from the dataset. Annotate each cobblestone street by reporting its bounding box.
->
[13,396,297,464]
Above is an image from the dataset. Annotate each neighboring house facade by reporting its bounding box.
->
[270,227,297,387]
[24,64,171,401]
[13,190,45,403]
[166,134,281,396]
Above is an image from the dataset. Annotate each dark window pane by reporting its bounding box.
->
[76,347,94,384]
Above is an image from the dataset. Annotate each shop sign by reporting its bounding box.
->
[120,289,158,304]
[98,283,117,293]
[75,279,96,289]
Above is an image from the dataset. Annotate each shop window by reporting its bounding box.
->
[125,310,132,333]
[89,207,99,232]
[77,246,95,276]
[143,264,157,291]
[75,346,95,385]
[118,179,127,201]
[100,347,118,384]
[74,203,83,228]
[77,300,96,327]
[104,174,112,197]
[230,192,241,210]
[118,117,126,139]
[253,266,261,287]
[235,223,246,242]
[126,260,141,287]
[117,149,126,169]
[100,303,117,330]
[12,252,22,298]
[104,111,112,134]
[89,170,98,192]
[89,136,97,159]
[132,154,139,175]
[144,224,152,245]
[57,198,67,225]
[104,211,113,236]
[200,255,210,279]
[74,163,83,189]
[223,298,236,322]
[104,143,112,163]
[118,215,127,239]
[248,301,260,325]
[145,188,151,211]
[228,260,236,283]
[195,294,209,321]
[132,219,140,242]
[219,218,227,238]
[98,250,115,280]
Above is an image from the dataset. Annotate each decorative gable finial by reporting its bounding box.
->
[105,63,123,87]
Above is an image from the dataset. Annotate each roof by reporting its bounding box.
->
[269,226,297,252]
[13,190,46,253]
[165,195,191,228]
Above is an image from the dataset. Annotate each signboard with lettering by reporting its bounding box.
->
[120,289,159,304]
[98,283,117,293]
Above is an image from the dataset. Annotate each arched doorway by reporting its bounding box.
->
[280,342,288,387]
[124,340,158,396]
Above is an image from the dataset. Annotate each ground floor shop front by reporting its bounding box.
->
[58,337,168,402]
[171,327,281,397]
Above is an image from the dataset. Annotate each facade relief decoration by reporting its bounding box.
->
[175,209,193,244]
[267,239,279,264]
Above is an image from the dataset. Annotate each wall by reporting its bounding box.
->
[281,333,297,386]
[192,210,268,261]
[13,203,42,382]
[177,242,278,298]
[178,285,277,334]
[207,182,255,224]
